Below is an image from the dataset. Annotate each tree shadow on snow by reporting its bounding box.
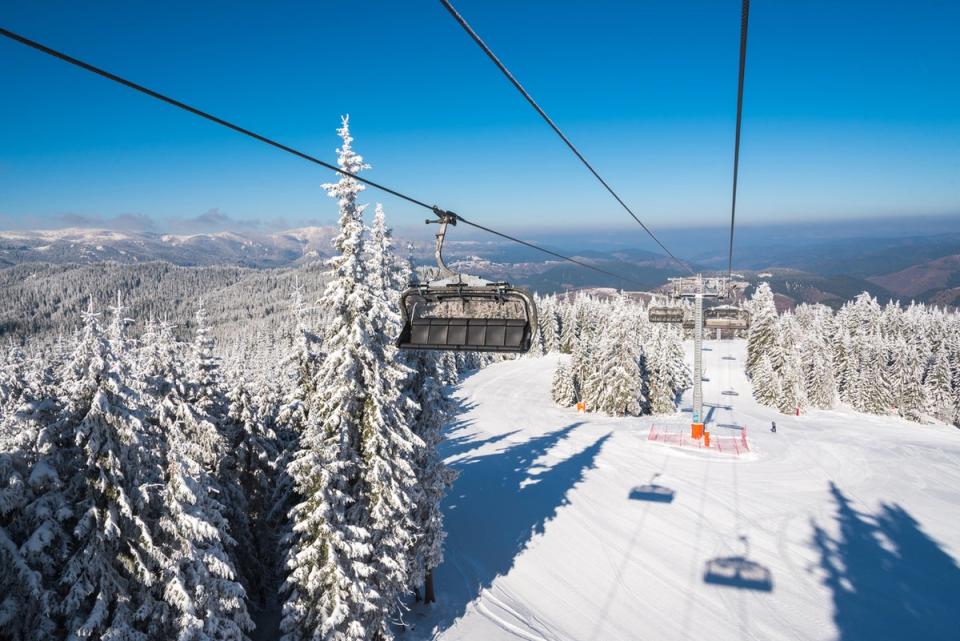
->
[811,482,960,641]
[422,422,611,636]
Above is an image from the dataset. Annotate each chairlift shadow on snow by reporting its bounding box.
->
[811,482,960,641]
[703,556,774,591]
[704,534,773,592]
[629,473,675,503]
[715,423,744,431]
[412,421,611,637]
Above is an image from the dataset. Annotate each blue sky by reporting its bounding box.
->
[1,1,957,251]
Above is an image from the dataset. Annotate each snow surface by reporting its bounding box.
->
[407,339,960,641]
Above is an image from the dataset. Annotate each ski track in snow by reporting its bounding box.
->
[405,339,960,641]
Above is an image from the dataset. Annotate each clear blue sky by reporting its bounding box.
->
[1,1,957,246]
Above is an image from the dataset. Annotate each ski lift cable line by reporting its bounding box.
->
[727,0,750,279]
[0,26,647,289]
[438,0,694,276]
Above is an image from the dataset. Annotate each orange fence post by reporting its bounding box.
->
[691,423,704,440]
[703,431,711,447]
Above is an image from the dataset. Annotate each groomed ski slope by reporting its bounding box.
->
[409,339,960,641]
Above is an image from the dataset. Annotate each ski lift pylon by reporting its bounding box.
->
[396,209,538,353]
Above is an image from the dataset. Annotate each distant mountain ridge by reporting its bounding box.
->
[2,226,958,307]
[0,227,338,268]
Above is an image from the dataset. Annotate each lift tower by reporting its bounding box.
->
[667,275,730,436]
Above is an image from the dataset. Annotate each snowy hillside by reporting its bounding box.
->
[412,339,960,641]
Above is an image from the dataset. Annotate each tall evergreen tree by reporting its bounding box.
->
[282,116,421,641]
[746,282,778,375]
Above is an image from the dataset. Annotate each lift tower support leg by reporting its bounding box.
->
[692,277,704,438]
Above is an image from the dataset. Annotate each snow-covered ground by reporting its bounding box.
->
[408,339,960,641]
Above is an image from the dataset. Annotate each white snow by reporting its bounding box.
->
[410,339,960,641]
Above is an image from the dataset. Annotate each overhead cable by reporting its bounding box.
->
[727,0,750,278]
[438,0,693,275]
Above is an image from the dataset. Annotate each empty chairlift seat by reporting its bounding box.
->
[397,284,537,353]
[648,306,685,323]
[704,305,750,330]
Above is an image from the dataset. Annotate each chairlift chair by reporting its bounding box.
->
[648,306,685,323]
[704,305,750,330]
[396,210,538,353]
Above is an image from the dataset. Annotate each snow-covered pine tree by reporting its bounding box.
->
[647,327,679,415]
[899,336,930,421]
[801,334,835,410]
[551,361,578,407]
[402,349,457,604]
[185,301,261,598]
[226,378,278,607]
[665,326,692,397]
[752,353,781,407]
[282,116,421,641]
[926,346,954,423]
[156,390,254,641]
[858,336,894,415]
[591,300,644,416]
[539,296,560,354]
[746,282,778,375]
[778,345,806,414]
[559,300,577,354]
[0,345,68,641]
[59,301,166,640]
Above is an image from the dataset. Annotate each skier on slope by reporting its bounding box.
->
[771,421,777,433]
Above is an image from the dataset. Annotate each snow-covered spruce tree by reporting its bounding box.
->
[1,349,74,641]
[926,346,954,423]
[0,343,27,414]
[402,349,457,604]
[539,296,560,354]
[665,326,692,398]
[0,349,69,641]
[746,282,778,376]
[282,116,422,641]
[269,279,323,568]
[590,301,644,416]
[559,301,577,354]
[185,302,258,596]
[857,336,894,415]
[59,302,167,640]
[226,377,278,607]
[890,335,929,421]
[157,389,254,641]
[551,361,577,407]
[801,334,835,410]
[778,345,806,415]
[752,353,781,407]
[647,326,679,415]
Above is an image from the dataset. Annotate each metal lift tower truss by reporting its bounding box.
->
[667,275,730,433]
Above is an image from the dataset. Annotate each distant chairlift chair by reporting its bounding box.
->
[648,306,685,324]
[704,305,750,330]
[397,209,538,353]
